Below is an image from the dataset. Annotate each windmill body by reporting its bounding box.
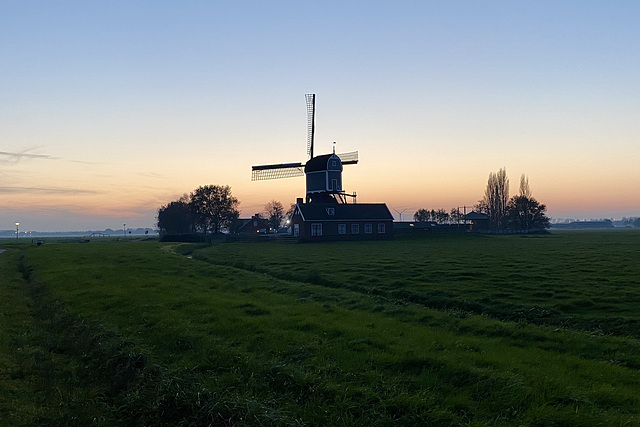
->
[251,94,357,204]
[305,153,343,201]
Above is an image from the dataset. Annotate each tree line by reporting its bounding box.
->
[413,208,465,224]
[157,185,240,237]
[159,169,549,238]
[157,185,293,237]
[414,168,550,231]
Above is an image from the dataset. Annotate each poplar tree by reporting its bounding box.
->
[482,167,510,229]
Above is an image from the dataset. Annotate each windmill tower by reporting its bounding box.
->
[251,94,358,204]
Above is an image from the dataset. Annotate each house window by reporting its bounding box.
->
[338,224,346,235]
[326,207,335,216]
[331,160,337,167]
[351,224,359,234]
[378,223,386,234]
[311,223,322,236]
[365,223,373,234]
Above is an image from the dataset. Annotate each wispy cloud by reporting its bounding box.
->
[0,186,101,195]
[137,171,164,178]
[0,148,60,165]
[69,159,101,165]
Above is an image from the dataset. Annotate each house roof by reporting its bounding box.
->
[295,203,393,222]
[464,211,489,220]
[232,216,268,231]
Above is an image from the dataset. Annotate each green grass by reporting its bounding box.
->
[1,231,639,425]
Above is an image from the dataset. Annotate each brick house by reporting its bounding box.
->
[290,201,393,241]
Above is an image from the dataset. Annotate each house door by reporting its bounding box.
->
[294,223,299,237]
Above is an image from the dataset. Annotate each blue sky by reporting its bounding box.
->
[2,1,639,230]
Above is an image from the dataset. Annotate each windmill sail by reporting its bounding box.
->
[251,162,304,181]
[336,151,358,165]
[306,93,315,160]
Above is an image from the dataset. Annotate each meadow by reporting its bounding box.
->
[1,230,639,425]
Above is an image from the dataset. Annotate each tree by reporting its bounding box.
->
[435,209,449,224]
[450,207,464,224]
[506,195,550,231]
[264,200,284,232]
[481,167,510,229]
[189,185,239,234]
[519,173,531,198]
[414,208,451,224]
[414,208,430,222]
[157,200,193,235]
[282,203,296,227]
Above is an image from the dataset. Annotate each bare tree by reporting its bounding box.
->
[435,209,449,224]
[264,200,285,232]
[285,203,296,223]
[450,207,464,224]
[482,167,510,229]
[519,173,531,198]
[413,208,429,222]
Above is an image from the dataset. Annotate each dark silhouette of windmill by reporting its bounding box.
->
[251,94,358,204]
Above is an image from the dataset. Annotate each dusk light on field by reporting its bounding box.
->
[1,1,639,231]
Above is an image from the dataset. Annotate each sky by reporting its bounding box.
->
[2,1,639,231]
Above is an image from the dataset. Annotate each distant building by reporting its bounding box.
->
[464,211,489,231]
[551,220,614,230]
[290,200,393,241]
[231,214,269,235]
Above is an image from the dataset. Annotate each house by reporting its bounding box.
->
[290,200,394,241]
[464,211,489,231]
[231,214,269,234]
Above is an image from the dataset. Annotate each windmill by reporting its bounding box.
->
[251,94,358,204]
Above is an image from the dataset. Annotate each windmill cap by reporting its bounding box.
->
[304,153,342,173]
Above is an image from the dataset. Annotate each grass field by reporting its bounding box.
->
[1,231,639,425]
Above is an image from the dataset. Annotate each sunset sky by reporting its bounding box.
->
[2,1,639,231]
